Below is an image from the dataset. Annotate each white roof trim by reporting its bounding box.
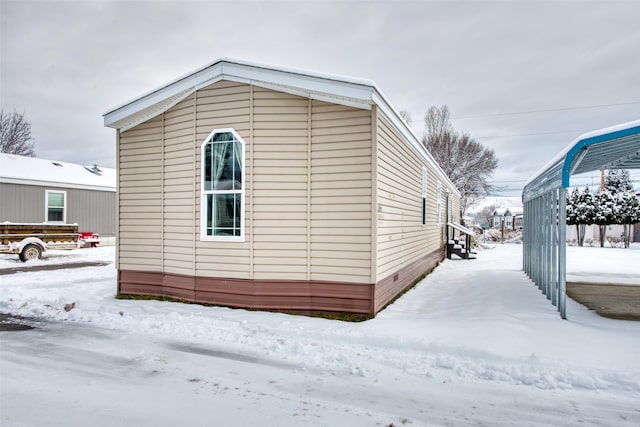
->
[118,88,195,132]
[104,59,375,129]
[371,90,460,197]
[0,177,116,192]
[251,80,372,111]
[104,58,459,197]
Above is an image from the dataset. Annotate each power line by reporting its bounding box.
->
[453,101,640,120]
[475,129,585,139]
[490,179,529,184]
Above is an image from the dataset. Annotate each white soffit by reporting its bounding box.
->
[103,58,460,196]
[104,59,375,131]
[371,90,460,197]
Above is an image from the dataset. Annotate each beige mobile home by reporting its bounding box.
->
[104,59,460,315]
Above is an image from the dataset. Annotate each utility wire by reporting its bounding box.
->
[475,129,584,139]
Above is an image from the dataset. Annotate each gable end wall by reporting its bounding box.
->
[117,80,374,312]
[116,80,459,315]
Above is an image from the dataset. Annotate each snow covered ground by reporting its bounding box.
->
[1,244,639,426]
[566,244,640,285]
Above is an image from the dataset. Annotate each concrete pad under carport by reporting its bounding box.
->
[567,283,640,321]
[522,120,640,318]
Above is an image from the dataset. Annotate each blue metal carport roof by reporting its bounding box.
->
[522,119,640,319]
[523,120,640,202]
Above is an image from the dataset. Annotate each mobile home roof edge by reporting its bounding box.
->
[103,58,460,197]
[103,58,375,128]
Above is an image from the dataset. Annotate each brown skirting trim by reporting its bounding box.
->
[118,270,373,314]
[118,246,444,315]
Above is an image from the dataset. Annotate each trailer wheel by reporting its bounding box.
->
[19,244,42,262]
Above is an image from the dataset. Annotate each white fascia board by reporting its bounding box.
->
[371,90,461,198]
[251,80,372,110]
[114,74,373,132]
[104,62,223,120]
[116,87,204,132]
[105,87,194,130]
[103,57,460,198]
[218,57,376,88]
[0,177,116,192]
[104,62,225,129]
[221,61,374,104]
[104,59,376,129]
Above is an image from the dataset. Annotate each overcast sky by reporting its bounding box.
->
[2,0,639,196]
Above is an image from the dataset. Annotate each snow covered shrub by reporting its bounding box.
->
[606,236,626,249]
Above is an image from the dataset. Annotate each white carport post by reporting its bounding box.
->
[550,188,558,307]
[557,187,567,318]
[523,120,640,319]
[523,185,566,319]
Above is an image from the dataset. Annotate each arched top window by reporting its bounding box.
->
[200,128,245,241]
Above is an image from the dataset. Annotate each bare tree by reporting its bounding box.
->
[423,105,452,141]
[421,105,498,215]
[399,110,413,126]
[477,203,498,229]
[0,109,36,156]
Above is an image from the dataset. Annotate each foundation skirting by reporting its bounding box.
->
[118,247,444,315]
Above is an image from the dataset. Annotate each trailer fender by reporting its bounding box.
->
[9,237,48,254]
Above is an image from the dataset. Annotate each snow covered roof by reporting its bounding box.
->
[523,119,640,202]
[0,153,116,192]
[491,206,523,217]
[509,207,523,215]
[103,58,460,198]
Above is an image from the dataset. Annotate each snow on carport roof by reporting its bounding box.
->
[522,119,640,319]
[523,119,640,203]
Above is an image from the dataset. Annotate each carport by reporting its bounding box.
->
[522,120,640,318]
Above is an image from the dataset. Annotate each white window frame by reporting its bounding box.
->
[436,181,442,225]
[45,190,66,223]
[421,167,427,225]
[200,128,246,242]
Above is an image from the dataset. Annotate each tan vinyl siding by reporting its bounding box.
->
[118,116,163,271]
[451,193,460,224]
[111,62,470,314]
[252,87,310,280]
[194,81,252,279]
[117,81,374,285]
[376,115,445,282]
[162,96,196,275]
[310,101,372,283]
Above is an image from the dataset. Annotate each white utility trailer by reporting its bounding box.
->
[0,222,79,262]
